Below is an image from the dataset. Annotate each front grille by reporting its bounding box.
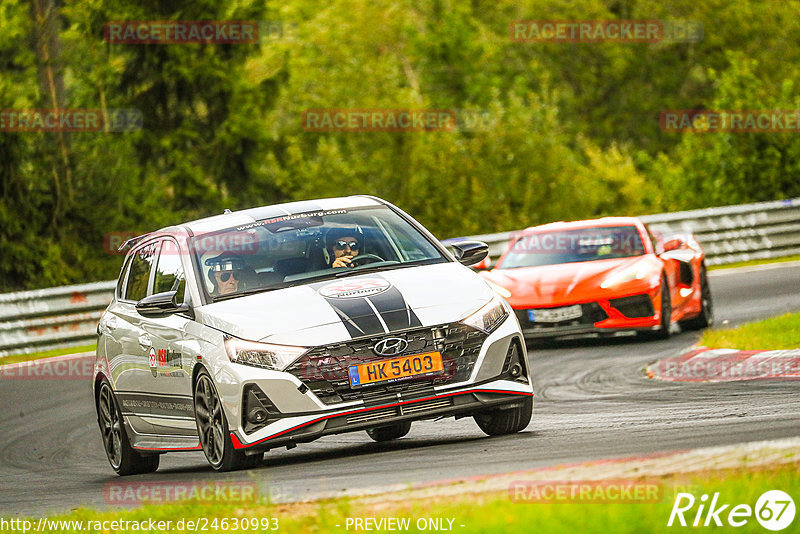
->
[344,397,455,425]
[400,397,453,415]
[346,407,398,425]
[514,302,608,330]
[609,294,654,318]
[285,323,487,405]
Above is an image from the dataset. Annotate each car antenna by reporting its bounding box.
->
[223,208,232,214]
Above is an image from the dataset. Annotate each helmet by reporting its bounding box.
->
[205,254,247,294]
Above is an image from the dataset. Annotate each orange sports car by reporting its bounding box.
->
[478,217,713,340]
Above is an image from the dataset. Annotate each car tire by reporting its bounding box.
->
[474,397,533,436]
[194,369,261,472]
[366,421,412,442]
[96,380,160,476]
[639,275,671,340]
[679,265,713,330]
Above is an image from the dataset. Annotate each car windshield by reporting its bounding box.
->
[191,206,446,301]
[497,225,645,269]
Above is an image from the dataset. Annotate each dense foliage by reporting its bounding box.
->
[2,0,799,290]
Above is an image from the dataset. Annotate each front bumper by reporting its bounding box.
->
[231,382,532,452]
[515,292,660,338]
[216,314,532,451]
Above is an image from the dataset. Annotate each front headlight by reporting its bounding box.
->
[224,336,307,370]
[462,296,508,334]
[600,262,651,289]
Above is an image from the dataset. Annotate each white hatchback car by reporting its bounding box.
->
[94,196,533,474]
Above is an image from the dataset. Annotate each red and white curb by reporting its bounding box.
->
[647,346,800,382]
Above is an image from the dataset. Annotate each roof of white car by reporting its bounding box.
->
[182,195,386,235]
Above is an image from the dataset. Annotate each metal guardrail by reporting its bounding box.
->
[447,197,800,267]
[641,199,800,265]
[0,281,115,357]
[1,198,799,358]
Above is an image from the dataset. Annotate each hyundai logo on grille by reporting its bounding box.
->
[373,337,408,357]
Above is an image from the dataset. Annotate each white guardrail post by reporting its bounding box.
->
[1,198,799,357]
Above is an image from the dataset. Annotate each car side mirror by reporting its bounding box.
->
[661,238,684,253]
[136,290,192,318]
[449,240,489,267]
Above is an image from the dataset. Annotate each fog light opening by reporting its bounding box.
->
[242,385,279,434]
[510,363,522,378]
[247,406,268,425]
[502,339,528,383]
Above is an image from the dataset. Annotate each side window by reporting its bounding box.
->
[116,256,132,299]
[644,225,659,252]
[153,240,186,302]
[124,243,158,301]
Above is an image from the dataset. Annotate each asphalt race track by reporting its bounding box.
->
[1,263,799,516]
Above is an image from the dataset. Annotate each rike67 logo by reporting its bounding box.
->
[668,490,796,531]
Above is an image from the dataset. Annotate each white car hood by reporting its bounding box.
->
[196,262,494,346]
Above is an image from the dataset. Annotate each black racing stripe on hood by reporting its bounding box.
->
[332,309,368,338]
[368,286,422,331]
[325,297,386,337]
[312,274,421,339]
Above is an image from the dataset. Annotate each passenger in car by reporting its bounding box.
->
[205,255,247,296]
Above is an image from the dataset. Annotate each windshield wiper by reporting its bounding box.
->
[211,282,306,302]
[334,261,406,277]
[212,287,278,302]
[211,271,342,302]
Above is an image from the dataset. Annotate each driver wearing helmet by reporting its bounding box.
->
[205,254,246,296]
[326,228,361,268]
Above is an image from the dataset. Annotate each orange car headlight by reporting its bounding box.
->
[600,262,651,289]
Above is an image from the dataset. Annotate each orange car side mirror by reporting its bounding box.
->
[661,238,684,253]
[472,256,492,270]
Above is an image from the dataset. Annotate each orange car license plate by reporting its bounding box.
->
[349,351,443,387]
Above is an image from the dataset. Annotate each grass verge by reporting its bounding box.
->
[700,312,800,350]
[18,462,799,533]
[0,344,95,365]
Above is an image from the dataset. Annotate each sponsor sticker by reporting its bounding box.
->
[318,278,392,299]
